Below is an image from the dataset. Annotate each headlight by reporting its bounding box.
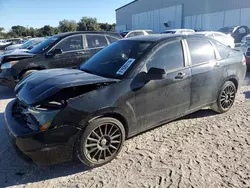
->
[0,61,18,69]
[27,107,61,131]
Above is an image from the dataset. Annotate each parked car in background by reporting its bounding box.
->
[241,34,250,68]
[195,29,212,32]
[194,31,235,48]
[218,26,250,43]
[0,38,23,50]
[3,39,45,55]
[0,31,121,88]
[4,38,45,54]
[122,30,152,38]
[161,29,195,34]
[0,40,12,50]
[4,34,246,167]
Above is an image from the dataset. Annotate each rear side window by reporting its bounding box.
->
[146,40,184,71]
[106,36,118,44]
[86,35,108,48]
[55,35,83,52]
[187,39,215,65]
[212,40,230,60]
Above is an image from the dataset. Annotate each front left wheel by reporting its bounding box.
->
[77,117,125,167]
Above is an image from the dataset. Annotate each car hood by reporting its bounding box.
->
[6,44,22,50]
[15,69,119,105]
[0,51,36,64]
[3,48,29,55]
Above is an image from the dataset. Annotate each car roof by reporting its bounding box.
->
[122,34,204,42]
[53,31,121,38]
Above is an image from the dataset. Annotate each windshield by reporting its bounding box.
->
[80,40,152,79]
[218,27,234,33]
[29,37,58,54]
[21,40,34,49]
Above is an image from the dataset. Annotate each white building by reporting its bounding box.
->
[116,0,250,33]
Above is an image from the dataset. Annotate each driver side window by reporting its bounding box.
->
[55,35,83,52]
[145,40,184,72]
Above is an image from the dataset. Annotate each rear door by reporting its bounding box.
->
[47,34,86,69]
[83,34,109,63]
[186,38,220,110]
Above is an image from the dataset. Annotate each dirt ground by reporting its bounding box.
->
[0,74,250,188]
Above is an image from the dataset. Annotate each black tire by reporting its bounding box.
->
[211,81,236,113]
[20,70,38,80]
[77,117,125,167]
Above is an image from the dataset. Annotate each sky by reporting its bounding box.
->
[0,0,132,31]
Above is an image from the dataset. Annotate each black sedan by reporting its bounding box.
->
[0,31,121,88]
[5,34,246,167]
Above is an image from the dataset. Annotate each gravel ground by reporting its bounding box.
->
[0,74,250,188]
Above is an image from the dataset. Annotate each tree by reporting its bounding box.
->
[11,25,27,36]
[77,17,100,31]
[39,25,55,36]
[59,19,77,32]
[99,23,116,31]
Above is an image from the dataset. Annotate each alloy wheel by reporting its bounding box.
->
[220,85,236,110]
[84,123,122,164]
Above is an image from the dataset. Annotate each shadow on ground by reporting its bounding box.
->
[0,110,89,187]
[182,109,217,119]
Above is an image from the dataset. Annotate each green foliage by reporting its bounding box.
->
[59,19,77,32]
[2,17,116,38]
[77,17,100,31]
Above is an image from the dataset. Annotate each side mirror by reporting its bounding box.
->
[53,49,63,55]
[27,46,33,50]
[47,49,63,57]
[147,67,166,80]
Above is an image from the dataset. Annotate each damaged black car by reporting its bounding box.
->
[0,31,121,88]
[5,34,246,167]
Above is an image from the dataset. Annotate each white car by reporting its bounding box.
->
[194,31,235,48]
[122,30,152,38]
[161,29,195,35]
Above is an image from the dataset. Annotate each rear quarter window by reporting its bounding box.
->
[106,36,119,44]
[212,40,230,60]
[187,39,216,65]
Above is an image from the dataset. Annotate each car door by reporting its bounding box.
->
[186,38,220,110]
[83,34,109,64]
[133,40,191,129]
[47,34,86,69]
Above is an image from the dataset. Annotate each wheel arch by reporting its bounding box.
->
[87,112,129,139]
[18,66,46,79]
[79,108,132,139]
[228,77,238,91]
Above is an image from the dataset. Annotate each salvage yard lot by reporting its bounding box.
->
[0,74,250,188]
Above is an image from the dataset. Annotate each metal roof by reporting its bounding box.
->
[115,0,138,11]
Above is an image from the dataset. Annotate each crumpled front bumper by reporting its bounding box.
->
[4,99,81,165]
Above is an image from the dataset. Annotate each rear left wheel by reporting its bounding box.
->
[211,81,236,113]
[77,117,125,167]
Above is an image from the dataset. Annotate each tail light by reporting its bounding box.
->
[242,56,246,65]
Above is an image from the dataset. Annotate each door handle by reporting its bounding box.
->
[175,72,186,80]
[76,51,85,55]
